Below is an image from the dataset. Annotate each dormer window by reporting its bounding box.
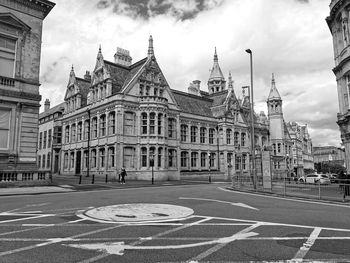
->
[0,35,16,78]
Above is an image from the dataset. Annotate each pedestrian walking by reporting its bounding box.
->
[120,167,127,184]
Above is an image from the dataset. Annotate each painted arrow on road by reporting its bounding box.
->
[179,197,259,210]
[65,231,258,256]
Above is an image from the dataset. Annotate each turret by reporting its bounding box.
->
[208,47,226,94]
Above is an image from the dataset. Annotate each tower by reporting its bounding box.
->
[208,47,226,94]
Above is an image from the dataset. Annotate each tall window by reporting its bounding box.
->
[83,150,88,169]
[0,35,16,77]
[241,133,246,147]
[226,129,232,144]
[77,122,82,141]
[158,147,162,167]
[168,149,176,168]
[168,118,176,139]
[38,155,42,169]
[141,112,147,134]
[42,154,46,168]
[180,125,188,142]
[99,148,105,168]
[235,155,241,170]
[201,152,207,167]
[92,117,98,138]
[227,152,233,165]
[209,153,215,168]
[242,154,247,170]
[43,131,47,149]
[108,112,115,135]
[158,113,162,135]
[91,149,96,168]
[124,112,135,135]
[191,152,198,168]
[273,144,276,155]
[149,112,155,134]
[190,126,197,143]
[154,87,158,96]
[278,143,281,153]
[0,109,11,149]
[139,84,144,96]
[181,151,188,167]
[47,153,51,168]
[99,115,106,137]
[84,120,89,140]
[48,129,52,147]
[200,127,206,144]
[124,147,135,168]
[71,124,76,142]
[39,132,43,149]
[234,132,239,145]
[70,152,74,169]
[108,147,115,168]
[65,126,70,143]
[146,85,150,96]
[209,128,215,144]
[141,147,147,167]
[63,153,68,169]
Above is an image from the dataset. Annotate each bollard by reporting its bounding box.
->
[318,180,321,200]
[209,175,212,183]
[105,174,108,183]
[92,174,95,184]
[79,175,82,184]
[283,176,286,196]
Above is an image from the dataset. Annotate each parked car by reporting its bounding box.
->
[326,174,337,183]
[298,174,331,185]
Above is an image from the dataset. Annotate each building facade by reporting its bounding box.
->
[0,0,54,175]
[45,36,313,181]
[327,0,350,173]
[313,145,345,168]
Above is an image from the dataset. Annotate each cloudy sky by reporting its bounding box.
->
[40,0,338,147]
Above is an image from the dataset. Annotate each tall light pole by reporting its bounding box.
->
[246,48,256,190]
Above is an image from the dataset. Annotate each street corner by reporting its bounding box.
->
[78,203,195,224]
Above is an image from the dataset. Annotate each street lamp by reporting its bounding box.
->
[150,154,154,184]
[208,152,212,183]
[245,48,256,190]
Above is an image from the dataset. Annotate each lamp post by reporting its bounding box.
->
[150,154,154,184]
[245,48,256,190]
[208,152,211,183]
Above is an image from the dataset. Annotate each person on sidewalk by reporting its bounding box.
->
[120,167,127,184]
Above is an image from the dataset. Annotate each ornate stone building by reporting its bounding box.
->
[45,36,313,181]
[327,0,350,173]
[0,0,54,177]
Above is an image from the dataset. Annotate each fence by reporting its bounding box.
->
[231,175,350,202]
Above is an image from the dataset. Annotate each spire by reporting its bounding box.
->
[148,35,154,57]
[97,44,103,60]
[208,47,225,81]
[68,64,76,86]
[214,46,218,62]
[228,72,233,89]
[267,73,281,101]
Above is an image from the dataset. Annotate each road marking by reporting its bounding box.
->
[0,214,53,224]
[218,186,350,208]
[179,197,258,210]
[292,227,322,262]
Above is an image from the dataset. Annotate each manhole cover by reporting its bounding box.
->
[79,203,194,223]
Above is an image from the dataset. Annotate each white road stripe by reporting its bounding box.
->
[0,214,53,224]
[179,197,258,210]
[292,227,322,262]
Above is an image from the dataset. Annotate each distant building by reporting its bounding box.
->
[313,145,345,168]
[42,36,313,180]
[0,0,54,180]
[327,0,350,173]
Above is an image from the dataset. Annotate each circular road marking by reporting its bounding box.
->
[79,203,194,223]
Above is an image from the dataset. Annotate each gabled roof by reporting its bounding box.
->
[0,13,31,31]
[172,90,213,117]
[210,90,228,107]
[39,102,65,120]
[267,73,281,101]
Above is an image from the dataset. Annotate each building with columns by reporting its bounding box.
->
[327,0,350,173]
[0,0,54,181]
[44,36,313,181]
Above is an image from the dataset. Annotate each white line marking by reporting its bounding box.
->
[22,224,55,227]
[67,218,86,224]
[292,227,322,262]
[0,214,53,224]
[179,197,258,210]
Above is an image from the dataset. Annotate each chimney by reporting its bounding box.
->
[84,70,91,81]
[114,47,132,67]
[44,99,50,111]
[188,80,201,96]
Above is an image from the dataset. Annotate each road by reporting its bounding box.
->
[1,183,350,262]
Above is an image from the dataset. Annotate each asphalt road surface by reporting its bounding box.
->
[1,183,350,262]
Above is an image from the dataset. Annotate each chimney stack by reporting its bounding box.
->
[84,70,91,81]
[188,80,201,96]
[44,99,50,111]
[114,47,132,67]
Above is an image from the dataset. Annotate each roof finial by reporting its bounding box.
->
[272,73,275,85]
[148,35,154,57]
[214,47,218,62]
[71,64,74,72]
[228,71,233,89]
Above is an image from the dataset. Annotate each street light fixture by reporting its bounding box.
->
[245,48,257,190]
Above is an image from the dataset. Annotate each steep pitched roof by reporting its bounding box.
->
[210,90,228,107]
[76,77,90,107]
[172,90,213,117]
[267,73,281,101]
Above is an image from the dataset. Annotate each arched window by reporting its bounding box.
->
[201,152,207,167]
[158,147,162,167]
[226,129,232,144]
[141,147,147,167]
[141,112,147,135]
[180,151,188,167]
[99,114,106,137]
[200,127,206,143]
[71,124,76,142]
[99,148,105,168]
[191,152,198,167]
[149,113,155,134]
[70,152,74,169]
[65,126,70,143]
[209,128,215,144]
[108,147,115,168]
[91,149,96,168]
[92,117,98,138]
[77,122,82,141]
[108,112,115,135]
[84,120,89,140]
[234,132,239,146]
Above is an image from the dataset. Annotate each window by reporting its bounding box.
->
[149,147,155,166]
[149,112,155,134]
[77,122,82,141]
[242,154,247,170]
[141,113,147,134]
[91,149,97,168]
[0,109,11,149]
[99,115,106,137]
[168,118,176,139]
[108,112,115,135]
[48,129,52,147]
[234,132,239,145]
[99,148,105,168]
[92,117,98,138]
[190,126,197,143]
[39,132,43,149]
[273,144,276,155]
[70,152,74,169]
[158,147,162,167]
[241,133,246,147]
[209,153,215,168]
[43,131,47,149]
[108,147,115,168]
[124,147,135,168]
[63,153,68,169]
[209,128,215,144]
[168,149,176,167]
[139,84,144,96]
[71,124,76,142]
[0,35,16,77]
[158,114,162,135]
[65,126,70,143]
[124,112,135,135]
[278,143,281,153]
[226,129,232,144]
[181,151,188,167]
[180,124,188,142]
[235,155,241,170]
[42,154,46,168]
[159,89,163,97]
[84,120,89,140]
[154,87,158,96]
[47,153,51,168]
[227,152,233,165]
[146,86,150,96]
[200,127,206,143]
[141,147,147,167]
[83,150,89,169]
[201,152,207,167]
[191,152,198,168]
